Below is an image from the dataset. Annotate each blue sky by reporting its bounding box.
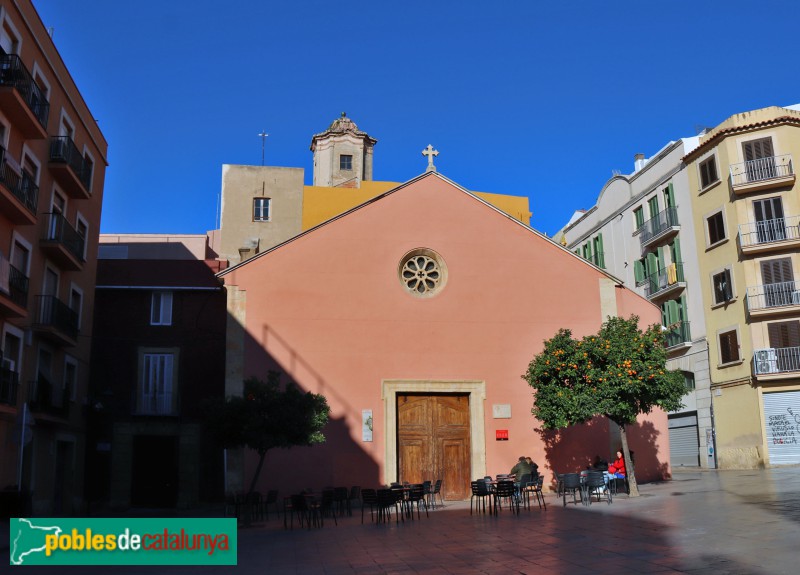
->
[33,0,800,237]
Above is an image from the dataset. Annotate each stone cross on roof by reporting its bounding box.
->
[422,145,439,172]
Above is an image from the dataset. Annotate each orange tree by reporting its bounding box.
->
[207,372,330,497]
[522,315,685,496]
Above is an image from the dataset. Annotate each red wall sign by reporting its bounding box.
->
[496,429,509,441]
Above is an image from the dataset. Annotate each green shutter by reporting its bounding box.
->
[657,246,665,271]
[671,237,682,265]
[664,183,676,208]
[634,259,645,283]
[594,234,605,268]
[666,299,680,325]
[648,196,660,219]
[646,252,658,277]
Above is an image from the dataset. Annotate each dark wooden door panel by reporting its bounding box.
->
[397,393,471,500]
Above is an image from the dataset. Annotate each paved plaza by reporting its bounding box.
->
[3,468,800,574]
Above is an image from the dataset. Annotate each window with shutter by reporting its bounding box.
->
[719,330,740,364]
[634,259,645,284]
[648,196,659,220]
[699,157,719,189]
[753,197,786,243]
[707,211,726,245]
[742,137,776,182]
[663,183,676,209]
[633,207,644,231]
[768,321,800,349]
[713,269,732,305]
[761,258,794,307]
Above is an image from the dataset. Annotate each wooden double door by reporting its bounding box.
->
[397,394,471,500]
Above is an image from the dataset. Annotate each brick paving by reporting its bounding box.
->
[4,468,800,574]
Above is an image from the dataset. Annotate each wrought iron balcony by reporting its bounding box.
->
[664,321,691,349]
[49,136,91,197]
[645,262,685,300]
[29,377,69,417]
[746,281,800,315]
[40,212,85,270]
[730,155,794,193]
[0,147,38,224]
[0,365,18,405]
[738,215,800,254]
[33,294,79,344]
[0,52,49,136]
[134,390,179,416]
[639,206,679,248]
[753,347,800,376]
[0,252,29,316]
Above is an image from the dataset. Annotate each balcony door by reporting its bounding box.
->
[761,258,794,308]
[768,321,800,373]
[743,137,776,182]
[753,197,786,244]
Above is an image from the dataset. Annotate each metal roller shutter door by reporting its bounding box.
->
[763,391,800,465]
[669,425,699,467]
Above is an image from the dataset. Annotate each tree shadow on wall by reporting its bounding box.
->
[537,416,669,490]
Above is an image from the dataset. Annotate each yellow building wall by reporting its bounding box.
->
[302,181,532,230]
[713,383,763,468]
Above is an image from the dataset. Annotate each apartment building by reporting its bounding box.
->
[556,137,716,470]
[683,105,800,469]
[0,0,107,514]
[87,235,226,510]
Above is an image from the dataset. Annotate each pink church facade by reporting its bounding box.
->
[219,173,671,499]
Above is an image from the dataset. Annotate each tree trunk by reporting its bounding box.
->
[242,450,267,526]
[619,424,639,497]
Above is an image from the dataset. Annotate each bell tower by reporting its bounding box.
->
[310,113,377,188]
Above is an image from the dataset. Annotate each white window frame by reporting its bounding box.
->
[20,144,41,184]
[10,231,32,276]
[0,9,23,55]
[69,282,83,329]
[75,211,88,259]
[710,265,735,308]
[138,348,179,415]
[253,197,271,222]
[697,150,721,193]
[0,113,10,149]
[1,322,24,372]
[150,291,173,326]
[30,62,50,100]
[63,355,78,402]
[716,325,742,367]
[81,146,95,194]
[58,109,75,139]
[42,264,59,297]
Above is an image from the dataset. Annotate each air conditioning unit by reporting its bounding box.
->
[755,348,778,374]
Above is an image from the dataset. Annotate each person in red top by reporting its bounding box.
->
[608,450,626,478]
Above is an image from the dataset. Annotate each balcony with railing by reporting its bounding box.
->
[0,365,19,406]
[49,136,92,198]
[639,206,680,249]
[0,147,38,225]
[0,253,28,317]
[644,262,686,301]
[0,52,49,138]
[738,215,800,255]
[29,377,69,417]
[134,389,179,416]
[40,212,85,271]
[753,347,800,379]
[729,154,795,194]
[664,321,692,352]
[746,281,800,317]
[32,294,79,346]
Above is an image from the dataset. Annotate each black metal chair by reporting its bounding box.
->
[584,471,611,506]
[531,474,547,509]
[320,489,338,525]
[561,473,583,507]
[470,480,493,515]
[376,488,401,524]
[264,489,279,520]
[429,479,444,509]
[407,483,429,519]
[361,488,377,524]
[517,473,532,509]
[333,486,349,516]
[493,480,519,514]
[347,486,361,516]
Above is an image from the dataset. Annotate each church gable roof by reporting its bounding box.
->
[218,171,624,287]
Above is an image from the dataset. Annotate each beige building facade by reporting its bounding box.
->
[684,105,800,469]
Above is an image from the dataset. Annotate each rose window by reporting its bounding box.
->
[399,249,447,297]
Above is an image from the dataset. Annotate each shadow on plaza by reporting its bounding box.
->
[5,496,775,575]
[537,416,670,490]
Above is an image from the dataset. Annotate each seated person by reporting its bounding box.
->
[510,456,534,498]
[607,450,626,478]
[590,455,608,471]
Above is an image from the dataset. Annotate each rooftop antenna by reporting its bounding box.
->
[258,130,269,165]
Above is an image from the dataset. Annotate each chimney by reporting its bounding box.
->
[634,153,646,172]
